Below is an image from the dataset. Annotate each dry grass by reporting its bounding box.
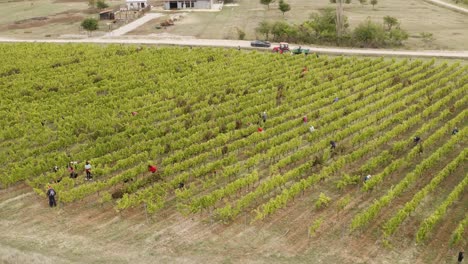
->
[157,0,468,50]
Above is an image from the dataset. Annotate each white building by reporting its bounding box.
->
[163,0,213,10]
[126,0,148,10]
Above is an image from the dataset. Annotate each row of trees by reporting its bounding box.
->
[255,8,408,47]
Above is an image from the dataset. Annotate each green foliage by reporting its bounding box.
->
[335,174,359,190]
[278,0,291,15]
[353,19,386,47]
[81,18,99,35]
[383,16,399,31]
[260,0,275,9]
[386,28,408,46]
[1,43,466,250]
[336,194,351,212]
[305,8,347,42]
[315,193,331,209]
[271,21,297,42]
[256,20,272,40]
[420,32,434,45]
[450,213,468,246]
[96,0,109,9]
[309,217,323,236]
[100,191,112,204]
[237,28,246,40]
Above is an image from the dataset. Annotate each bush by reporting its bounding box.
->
[353,19,386,47]
[237,28,246,40]
[81,18,98,35]
[315,193,331,209]
[96,0,109,9]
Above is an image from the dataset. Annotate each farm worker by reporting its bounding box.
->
[333,97,339,103]
[452,127,459,135]
[46,186,57,208]
[68,163,78,178]
[413,136,421,144]
[53,165,59,172]
[84,161,92,180]
[302,66,308,72]
[131,111,138,116]
[148,165,157,173]
[178,182,185,189]
[258,127,263,133]
[309,126,315,133]
[303,116,308,123]
[364,175,372,182]
[458,251,464,264]
[330,141,336,149]
[261,111,267,123]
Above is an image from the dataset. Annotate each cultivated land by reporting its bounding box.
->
[0,0,467,50]
[0,43,467,263]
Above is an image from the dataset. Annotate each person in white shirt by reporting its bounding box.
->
[85,161,92,180]
[364,175,372,182]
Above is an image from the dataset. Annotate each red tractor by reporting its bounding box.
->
[272,42,290,54]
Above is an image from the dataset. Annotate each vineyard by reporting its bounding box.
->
[0,43,466,262]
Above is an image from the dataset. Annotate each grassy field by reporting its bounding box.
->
[155,0,468,50]
[0,0,122,38]
[0,43,466,263]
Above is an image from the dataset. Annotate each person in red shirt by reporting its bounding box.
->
[148,165,157,173]
[303,116,308,123]
[258,127,263,132]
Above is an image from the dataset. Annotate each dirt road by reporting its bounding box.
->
[423,0,468,14]
[0,36,467,59]
[104,13,164,37]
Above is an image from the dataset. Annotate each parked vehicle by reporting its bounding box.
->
[250,40,271,48]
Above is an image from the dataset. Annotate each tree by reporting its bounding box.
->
[304,8,348,42]
[81,18,99,36]
[353,19,385,47]
[278,0,291,16]
[387,28,408,45]
[370,0,377,9]
[260,0,275,9]
[256,20,272,40]
[96,0,109,9]
[271,21,297,42]
[383,16,398,31]
[359,0,367,4]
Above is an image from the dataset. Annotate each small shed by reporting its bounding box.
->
[99,9,115,20]
[126,0,148,10]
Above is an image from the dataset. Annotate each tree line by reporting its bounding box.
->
[255,8,408,48]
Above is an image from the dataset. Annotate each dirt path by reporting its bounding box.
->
[0,36,467,59]
[104,13,164,37]
[423,0,468,14]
